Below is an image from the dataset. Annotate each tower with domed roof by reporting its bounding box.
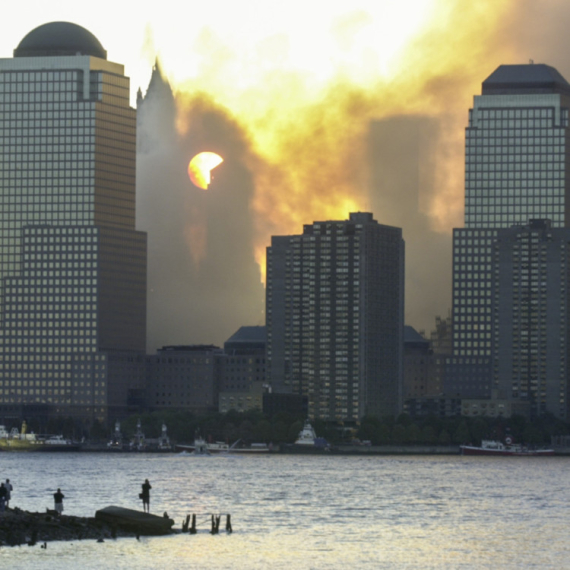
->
[0,22,147,425]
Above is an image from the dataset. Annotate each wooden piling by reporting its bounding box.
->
[226,514,232,533]
[189,514,197,535]
[182,515,190,533]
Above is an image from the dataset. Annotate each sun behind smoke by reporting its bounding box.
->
[165,0,517,282]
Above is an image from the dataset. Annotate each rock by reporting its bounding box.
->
[0,507,163,547]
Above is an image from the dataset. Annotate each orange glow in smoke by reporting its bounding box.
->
[162,0,519,282]
[188,152,224,189]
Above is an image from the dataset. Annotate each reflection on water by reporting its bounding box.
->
[0,454,569,569]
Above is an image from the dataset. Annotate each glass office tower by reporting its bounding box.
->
[0,22,147,424]
[449,64,570,401]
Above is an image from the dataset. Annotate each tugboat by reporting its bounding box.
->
[280,420,330,454]
[107,421,125,450]
[157,423,172,451]
[129,419,146,451]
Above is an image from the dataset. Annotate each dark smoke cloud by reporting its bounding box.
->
[135,1,570,348]
[368,116,451,334]
[137,66,264,352]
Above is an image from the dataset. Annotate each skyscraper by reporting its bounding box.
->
[0,22,147,425]
[266,212,404,422]
[493,219,570,420]
[449,64,570,405]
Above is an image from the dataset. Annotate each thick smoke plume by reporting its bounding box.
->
[136,0,570,349]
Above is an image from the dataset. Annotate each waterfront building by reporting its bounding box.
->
[146,345,221,413]
[450,64,570,403]
[266,212,405,422]
[218,326,266,414]
[403,326,433,400]
[0,22,147,424]
[493,219,570,420]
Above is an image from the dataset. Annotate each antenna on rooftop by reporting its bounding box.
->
[529,59,534,64]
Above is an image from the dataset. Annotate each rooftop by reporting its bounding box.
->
[482,64,570,96]
[14,22,107,59]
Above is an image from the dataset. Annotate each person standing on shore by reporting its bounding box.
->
[53,488,64,516]
[0,482,6,513]
[141,479,151,513]
[5,479,12,508]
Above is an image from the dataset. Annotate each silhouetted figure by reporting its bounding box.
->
[141,479,151,513]
[5,479,12,508]
[53,488,64,516]
[0,483,6,512]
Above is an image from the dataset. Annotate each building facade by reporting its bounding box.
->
[266,212,404,422]
[218,326,266,414]
[450,64,570,404]
[493,219,570,420]
[0,22,147,425]
[146,346,221,413]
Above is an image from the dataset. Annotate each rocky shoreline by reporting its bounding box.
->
[0,507,158,547]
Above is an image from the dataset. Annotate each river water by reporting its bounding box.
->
[0,452,568,569]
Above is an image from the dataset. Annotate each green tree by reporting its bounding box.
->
[357,421,378,443]
[523,424,543,445]
[421,425,437,445]
[470,417,489,445]
[239,420,254,441]
[438,429,451,445]
[377,424,392,445]
[392,424,406,444]
[254,420,272,443]
[453,421,470,444]
[405,423,421,444]
[271,421,289,443]
[396,413,412,427]
[223,422,239,443]
[288,420,304,443]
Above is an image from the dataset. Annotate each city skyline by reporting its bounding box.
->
[4,3,570,347]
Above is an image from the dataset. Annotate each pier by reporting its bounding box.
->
[0,507,233,547]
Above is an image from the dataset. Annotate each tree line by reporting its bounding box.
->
[19,410,570,446]
[82,410,570,446]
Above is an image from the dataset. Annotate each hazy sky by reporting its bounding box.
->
[3,1,570,350]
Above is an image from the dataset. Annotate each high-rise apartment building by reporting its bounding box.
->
[450,64,570,406]
[493,219,570,420]
[266,212,404,422]
[0,22,147,425]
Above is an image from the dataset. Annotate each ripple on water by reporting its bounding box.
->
[0,454,569,569]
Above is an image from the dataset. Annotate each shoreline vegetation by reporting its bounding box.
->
[5,409,570,454]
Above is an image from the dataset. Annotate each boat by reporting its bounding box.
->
[280,420,330,453]
[228,441,273,454]
[176,433,212,455]
[36,435,81,452]
[129,419,146,451]
[0,423,80,451]
[295,420,320,446]
[107,420,125,450]
[0,423,43,451]
[157,423,172,451]
[460,439,555,456]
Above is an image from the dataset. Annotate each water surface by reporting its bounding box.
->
[0,453,568,569]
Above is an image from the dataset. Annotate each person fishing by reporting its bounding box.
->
[53,488,64,516]
[140,479,151,513]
